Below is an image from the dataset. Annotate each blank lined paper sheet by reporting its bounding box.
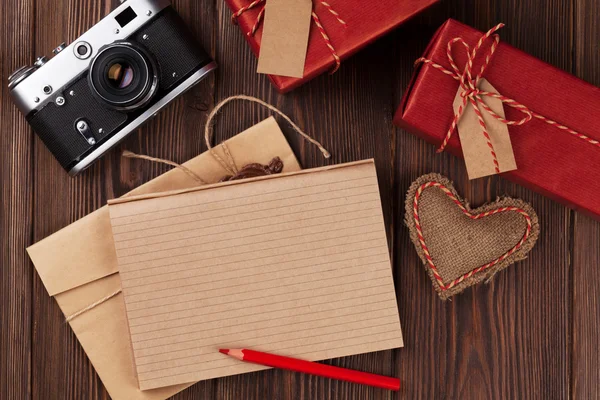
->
[108,160,403,390]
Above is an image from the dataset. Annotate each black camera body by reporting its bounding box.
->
[8,0,216,175]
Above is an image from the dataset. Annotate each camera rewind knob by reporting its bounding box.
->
[33,56,48,68]
[52,43,67,55]
[8,65,37,90]
[9,66,30,82]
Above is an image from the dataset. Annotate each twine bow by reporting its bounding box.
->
[232,0,347,73]
[416,23,599,174]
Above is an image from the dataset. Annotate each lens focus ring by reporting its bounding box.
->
[88,41,158,111]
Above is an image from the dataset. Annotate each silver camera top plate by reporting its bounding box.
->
[9,0,170,115]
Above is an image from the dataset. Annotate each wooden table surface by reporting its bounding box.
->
[2,0,599,399]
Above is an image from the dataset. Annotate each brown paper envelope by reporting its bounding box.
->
[26,117,302,400]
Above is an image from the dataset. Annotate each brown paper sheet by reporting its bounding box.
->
[453,78,517,179]
[256,0,313,78]
[26,117,302,400]
[108,160,403,391]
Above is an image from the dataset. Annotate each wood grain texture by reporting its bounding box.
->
[0,0,34,400]
[572,0,600,398]
[1,0,599,399]
[30,2,112,399]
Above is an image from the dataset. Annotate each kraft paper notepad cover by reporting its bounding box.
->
[107,160,403,390]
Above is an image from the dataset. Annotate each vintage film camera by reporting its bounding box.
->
[8,0,216,175]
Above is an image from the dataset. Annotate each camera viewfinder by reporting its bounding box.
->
[115,7,137,28]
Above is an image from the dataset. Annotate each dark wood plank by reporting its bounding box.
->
[571,0,600,397]
[392,1,573,399]
[571,212,600,400]
[28,0,219,398]
[30,1,115,398]
[0,0,35,399]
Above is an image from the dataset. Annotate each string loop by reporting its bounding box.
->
[204,95,331,172]
[122,151,207,184]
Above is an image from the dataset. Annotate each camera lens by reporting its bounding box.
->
[88,42,158,110]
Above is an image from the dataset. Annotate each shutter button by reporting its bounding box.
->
[52,43,67,55]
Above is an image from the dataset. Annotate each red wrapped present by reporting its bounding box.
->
[225,0,439,93]
[394,19,600,220]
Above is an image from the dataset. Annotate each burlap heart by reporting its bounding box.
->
[405,174,539,300]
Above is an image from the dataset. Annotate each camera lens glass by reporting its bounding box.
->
[88,42,158,110]
[107,62,135,89]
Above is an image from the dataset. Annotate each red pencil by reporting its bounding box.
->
[219,349,400,391]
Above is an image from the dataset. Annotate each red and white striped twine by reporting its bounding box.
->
[231,0,264,24]
[231,0,346,73]
[413,181,532,291]
[415,23,600,168]
[249,6,265,36]
[310,11,341,73]
[320,1,347,27]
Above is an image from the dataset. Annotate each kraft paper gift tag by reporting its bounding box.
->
[26,117,301,400]
[256,0,313,78]
[453,78,517,179]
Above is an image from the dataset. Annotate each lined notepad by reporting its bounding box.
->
[108,160,403,390]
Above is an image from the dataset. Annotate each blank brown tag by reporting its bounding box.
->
[453,79,517,179]
[256,0,313,78]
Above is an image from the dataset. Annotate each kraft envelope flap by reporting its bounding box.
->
[27,117,301,296]
[108,160,375,206]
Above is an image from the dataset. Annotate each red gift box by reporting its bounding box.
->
[225,0,439,93]
[394,19,600,220]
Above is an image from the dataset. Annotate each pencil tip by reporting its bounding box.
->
[219,349,229,355]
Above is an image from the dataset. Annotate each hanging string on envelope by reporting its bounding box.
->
[122,150,207,184]
[64,95,331,323]
[65,289,122,323]
[204,95,331,176]
[414,23,600,171]
[122,95,330,178]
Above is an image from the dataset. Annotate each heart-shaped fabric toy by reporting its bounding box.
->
[405,173,540,300]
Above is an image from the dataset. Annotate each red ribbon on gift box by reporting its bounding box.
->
[416,23,600,173]
[231,0,347,73]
